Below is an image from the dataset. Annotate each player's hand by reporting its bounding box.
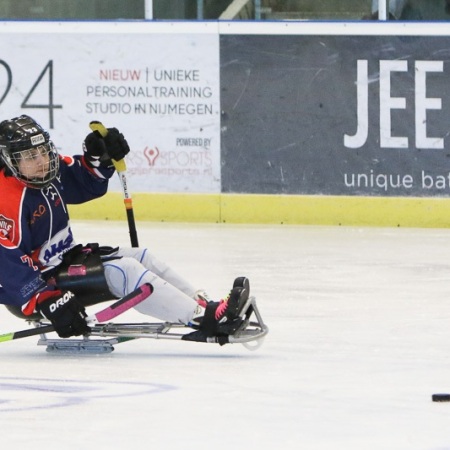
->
[102,127,130,162]
[35,290,91,338]
[83,127,130,168]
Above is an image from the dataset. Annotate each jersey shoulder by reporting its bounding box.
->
[0,170,27,247]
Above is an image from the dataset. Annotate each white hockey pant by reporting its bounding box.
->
[102,247,199,324]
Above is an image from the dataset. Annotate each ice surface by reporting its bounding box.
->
[1,221,450,450]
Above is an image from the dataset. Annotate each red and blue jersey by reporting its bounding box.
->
[0,155,114,307]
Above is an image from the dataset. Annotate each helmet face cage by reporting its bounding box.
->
[2,141,60,188]
[0,115,60,188]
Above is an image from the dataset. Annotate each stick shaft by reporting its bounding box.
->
[117,170,139,247]
[89,120,139,247]
[126,207,139,247]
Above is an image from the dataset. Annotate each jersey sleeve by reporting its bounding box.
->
[58,155,114,204]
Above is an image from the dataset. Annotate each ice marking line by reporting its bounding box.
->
[0,376,177,412]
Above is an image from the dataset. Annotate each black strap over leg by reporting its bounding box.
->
[199,302,220,337]
[52,243,117,307]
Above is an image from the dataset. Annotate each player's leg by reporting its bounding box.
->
[102,253,249,335]
[106,247,198,298]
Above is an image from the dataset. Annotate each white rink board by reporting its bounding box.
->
[0,22,220,193]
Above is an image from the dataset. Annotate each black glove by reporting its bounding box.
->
[36,290,91,338]
[84,127,130,168]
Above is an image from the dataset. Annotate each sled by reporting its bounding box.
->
[3,291,268,354]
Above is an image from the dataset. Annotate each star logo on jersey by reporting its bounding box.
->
[0,214,14,240]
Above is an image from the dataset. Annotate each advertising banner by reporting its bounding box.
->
[2,22,450,200]
[0,23,221,193]
[220,33,450,197]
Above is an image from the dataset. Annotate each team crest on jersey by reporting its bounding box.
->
[0,214,14,241]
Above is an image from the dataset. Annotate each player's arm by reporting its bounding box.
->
[58,128,130,204]
[0,242,90,338]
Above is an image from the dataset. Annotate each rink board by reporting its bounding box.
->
[1,21,450,226]
[68,192,450,227]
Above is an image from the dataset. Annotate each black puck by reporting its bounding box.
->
[432,393,450,402]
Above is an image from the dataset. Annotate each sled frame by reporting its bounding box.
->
[31,296,268,353]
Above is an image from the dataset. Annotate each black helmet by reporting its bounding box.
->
[0,115,59,188]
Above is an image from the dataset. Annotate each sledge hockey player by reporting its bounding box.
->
[0,115,248,342]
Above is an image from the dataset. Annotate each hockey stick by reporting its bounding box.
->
[0,283,153,343]
[89,120,139,247]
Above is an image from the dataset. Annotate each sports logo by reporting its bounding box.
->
[143,146,160,166]
[49,291,75,313]
[31,134,45,146]
[40,227,74,265]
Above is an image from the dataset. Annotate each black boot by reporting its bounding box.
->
[183,278,250,343]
